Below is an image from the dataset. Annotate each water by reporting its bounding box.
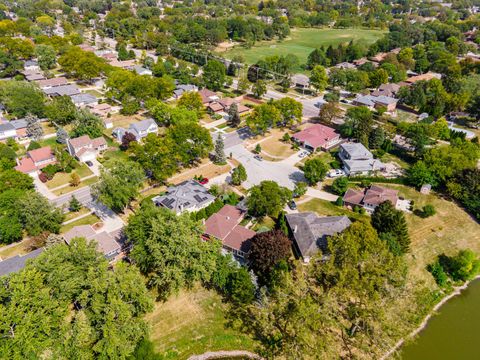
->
[401,279,480,359]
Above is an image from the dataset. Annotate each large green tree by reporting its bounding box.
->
[202,60,226,91]
[247,181,292,218]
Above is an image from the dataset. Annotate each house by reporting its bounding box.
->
[291,74,310,90]
[109,59,136,70]
[339,142,385,175]
[370,52,388,63]
[343,185,399,214]
[25,72,45,81]
[62,225,122,260]
[203,205,256,259]
[67,135,107,162]
[133,65,152,76]
[35,77,68,89]
[112,118,158,142]
[24,60,40,72]
[353,58,370,67]
[10,119,28,139]
[0,248,44,277]
[291,124,341,151]
[152,179,216,214]
[44,84,81,97]
[88,103,113,118]
[371,83,401,98]
[0,122,17,141]
[405,72,442,84]
[173,84,198,99]
[335,62,356,69]
[352,94,398,112]
[15,146,57,175]
[198,88,219,104]
[207,97,251,115]
[70,93,98,107]
[285,212,352,262]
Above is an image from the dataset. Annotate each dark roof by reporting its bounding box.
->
[286,212,351,260]
[0,248,44,277]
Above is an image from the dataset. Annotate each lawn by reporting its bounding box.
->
[168,160,231,185]
[53,176,98,196]
[98,149,130,169]
[251,216,276,232]
[259,129,297,160]
[223,28,386,71]
[298,197,367,221]
[0,240,29,260]
[146,287,257,359]
[46,164,94,189]
[63,206,92,222]
[60,214,101,233]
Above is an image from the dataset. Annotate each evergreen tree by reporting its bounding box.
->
[231,164,247,185]
[214,134,226,164]
[69,195,81,212]
[228,103,241,127]
[371,201,410,254]
[56,127,68,144]
[25,114,44,141]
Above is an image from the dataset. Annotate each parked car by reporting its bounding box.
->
[328,169,345,178]
[254,155,263,161]
[288,200,297,210]
[85,161,93,167]
[299,150,310,158]
[199,177,209,185]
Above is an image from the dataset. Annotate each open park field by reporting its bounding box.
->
[222,28,386,71]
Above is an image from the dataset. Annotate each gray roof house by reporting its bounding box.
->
[112,118,158,142]
[44,84,81,97]
[339,142,385,175]
[63,225,122,260]
[152,180,216,214]
[173,84,198,99]
[0,122,17,141]
[285,212,352,262]
[0,248,44,277]
[70,93,99,107]
[133,65,152,76]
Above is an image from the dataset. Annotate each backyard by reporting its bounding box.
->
[146,287,256,359]
[222,28,386,72]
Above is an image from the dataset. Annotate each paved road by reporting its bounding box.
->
[223,127,252,149]
[52,186,93,208]
[263,88,323,118]
[228,144,305,190]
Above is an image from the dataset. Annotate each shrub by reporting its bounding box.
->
[39,172,48,183]
[422,204,436,218]
[331,177,349,195]
[335,196,344,206]
[427,261,449,287]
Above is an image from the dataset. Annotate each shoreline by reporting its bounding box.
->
[381,274,480,360]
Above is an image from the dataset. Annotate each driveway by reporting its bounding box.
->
[229,144,305,190]
[33,176,56,200]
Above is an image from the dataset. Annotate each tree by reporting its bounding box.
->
[331,177,349,195]
[228,103,241,127]
[369,127,386,149]
[293,181,308,197]
[125,205,221,299]
[273,97,303,127]
[309,65,328,93]
[17,191,64,236]
[247,180,292,218]
[69,173,80,187]
[45,96,77,125]
[247,103,281,134]
[25,114,44,141]
[214,134,226,164]
[0,239,153,359]
[421,204,436,218]
[35,44,56,70]
[69,195,81,212]
[252,80,267,98]
[407,161,437,188]
[0,81,45,117]
[92,160,145,212]
[58,46,107,81]
[303,158,328,185]
[56,127,68,144]
[248,229,291,284]
[166,123,213,165]
[121,132,137,151]
[203,60,226,91]
[318,101,342,125]
[70,109,104,139]
[178,91,203,114]
[231,164,247,186]
[343,106,373,146]
[237,77,250,94]
[0,216,22,244]
[368,68,389,88]
[371,201,410,255]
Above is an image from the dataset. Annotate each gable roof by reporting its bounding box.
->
[286,212,351,259]
[292,124,338,149]
[0,248,44,277]
[204,205,243,240]
[0,122,15,133]
[198,88,217,103]
[44,84,80,97]
[70,93,98,105]
[63,225,121,257]
[36,77,68,88]
[28,146,55,163]
[343,185,399,207]
[340,142,373,160]
[130,118,157,133]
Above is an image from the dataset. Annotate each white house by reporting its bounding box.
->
[0,123,17,141]
[67,135,107,162]
[112,118,158,142]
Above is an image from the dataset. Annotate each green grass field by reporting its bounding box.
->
[223,28,386,71]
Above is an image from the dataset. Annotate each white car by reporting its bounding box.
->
[328,169,346,178]
[298,151,310,158]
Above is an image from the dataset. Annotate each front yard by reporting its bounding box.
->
[52,176,98,196]
[46,164,94,189]
[60,214,101,233]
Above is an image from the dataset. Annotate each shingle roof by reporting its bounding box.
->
[340,142,373,160]
[153,180,216,213]
[36,77,68,88]
[62,226,121,257]
[204,205,244,240]
[28,146,55,163]
[0,248,44,277]
[0,122,15,132]
[44,84,80,97]
[10,119,27,129]
[292,124,338,149]
[286,212,351,259]
[70,93,98,105]
[130,118,157,133]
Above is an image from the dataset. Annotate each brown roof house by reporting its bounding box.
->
[292,124,341,151]
[343,185,399,214]
[15,146,57,175]
[286,212,352,263]
[198,88,219,104]
[67,135,107,163]
[203,205,256,259]
[35,76,68,89]
[62,225,122,261]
